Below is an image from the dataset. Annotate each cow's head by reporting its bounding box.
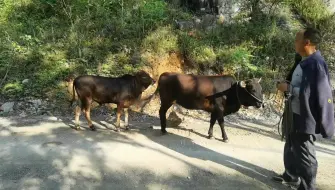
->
[135,70,156,91]
[238,78,263,108]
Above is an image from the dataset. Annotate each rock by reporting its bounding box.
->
[22,79,30,84]
[46,111,53,116]
[0,130,11,136]
[217,14,225,24]
[48,116,59,121]
[216,0,241,23]
[1,102,15,113]
[167,111,182,127]
[323,0,335,13]
[29,99,42,108]
[108,116,116,122]
[175,20,194,30]
[19,111,27,117]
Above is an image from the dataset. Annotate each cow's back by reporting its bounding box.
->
[158,72,236,109]
[158,72,210,98]
[73,75,137,104]
[158,72,235,95]
[204,75,235,92]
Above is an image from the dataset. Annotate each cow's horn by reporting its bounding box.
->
[258,78,262,83]
[239,81,246,88]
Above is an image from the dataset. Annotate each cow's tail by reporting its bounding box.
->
[69,82,77,108]
[147,86,160,100]
[137,85,160,111]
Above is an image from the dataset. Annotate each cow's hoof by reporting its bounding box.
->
[208,135,215,140]
[115,128,120,132]
[161,130,168,135]
[89,125,96,131]
[125,126,130,131]
[222,138,229,143]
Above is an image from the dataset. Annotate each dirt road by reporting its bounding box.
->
[0,113,334,190]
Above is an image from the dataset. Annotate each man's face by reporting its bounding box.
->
[294,30,306,56]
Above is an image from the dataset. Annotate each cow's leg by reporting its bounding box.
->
[159,103,172,134]
[115,104,123,132]
[82,98,95,131]
[208,111,217,139]
[84,107,95,131]
[217,112,228,142]
[124,108,129,130]
[74,105,81,130]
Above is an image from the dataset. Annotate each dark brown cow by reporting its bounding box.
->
[157,72,263,142]
[71,71,155,131]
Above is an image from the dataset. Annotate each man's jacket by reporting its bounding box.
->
[298,51,334,138]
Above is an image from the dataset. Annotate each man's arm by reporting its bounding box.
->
[278,53,302,93]
[291,86,300,97]
[286,53,302,82]
[316,62,335,138]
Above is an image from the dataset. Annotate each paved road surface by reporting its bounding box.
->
[0,115,334,190]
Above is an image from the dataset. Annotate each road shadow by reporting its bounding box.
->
[141,128,289,189]
[173,107,335,152]
[3,104,335,157]
[315,145,335,156]
[0,116,290,190]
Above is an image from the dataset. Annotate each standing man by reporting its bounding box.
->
[272,52,302,187]
[274,27,334,190]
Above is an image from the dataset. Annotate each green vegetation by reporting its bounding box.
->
[0,0,334,100]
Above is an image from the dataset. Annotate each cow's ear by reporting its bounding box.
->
[239,81,246,88]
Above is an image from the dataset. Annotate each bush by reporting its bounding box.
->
[216,42,258,75]
[2,82,24,98]
[0,0,177,99]
[100,52,142,77]
[289,0,331,25]
[142,26,179,56]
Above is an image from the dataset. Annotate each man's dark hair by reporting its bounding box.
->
[304,27,322,45]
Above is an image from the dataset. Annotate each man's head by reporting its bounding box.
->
[295,27,321,57]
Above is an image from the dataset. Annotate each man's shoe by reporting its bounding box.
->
[272,174,301,188]
[282,177,301,188]
[272,174,285,182]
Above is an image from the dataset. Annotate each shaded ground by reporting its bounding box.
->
[0,111,334,190]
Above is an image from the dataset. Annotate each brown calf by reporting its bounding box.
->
[71,71,155,131]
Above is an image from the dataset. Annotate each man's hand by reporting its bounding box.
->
[277,82,289,92]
